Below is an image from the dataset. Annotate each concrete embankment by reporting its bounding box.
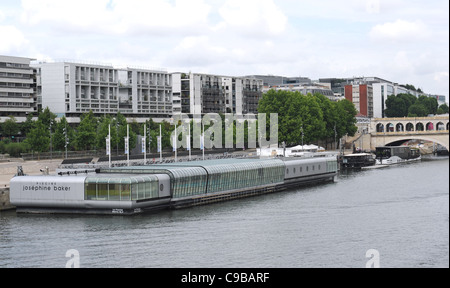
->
[0,187,14,211]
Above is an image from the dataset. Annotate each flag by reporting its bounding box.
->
[106,137,110,156]
[124,137,129,155]
[141,136,146,153]
[157,136,161,153]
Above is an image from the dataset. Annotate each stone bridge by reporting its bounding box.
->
[367,116,449,151]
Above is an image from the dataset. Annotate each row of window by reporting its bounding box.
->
[171,162,285,198]
[84,176,159,201]
[286,164,322,175]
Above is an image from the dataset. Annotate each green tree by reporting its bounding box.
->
[96,115,113,151]
[53,117,75,151]
[114,112,137,153]
[408,95,438,116]
[75,111,97,150]
[313,93,338,146]
[2,116,19,139]
[437,103,449,114]
[335,99,358,137]
[384,93,416,117]
[258,90,328,146]
[38,107,57,132]
[408,103,428,117]
[24,120,50,156]
[21,113,35,136]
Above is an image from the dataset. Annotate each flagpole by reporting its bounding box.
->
[159,124,162,163]
[188,123,191,161]
[202,122,205,161]
[127,124,130,167]
[108,124,111,168]
[143,124,147,165]
[174,125,178,163]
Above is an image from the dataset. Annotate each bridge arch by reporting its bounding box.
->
[416,123,424,131]
[376,123,384,132]
[406,123,414,131]
[382,135,449,152]
[387,123,394,132]
[396,123,404,132]
[436,122,445,131]
[426,122,434,131]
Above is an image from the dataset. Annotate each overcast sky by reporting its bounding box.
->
[1,0,448,100]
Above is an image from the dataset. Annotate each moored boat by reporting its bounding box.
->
[10,157,339,215]
[339,153,376,169]
[375,146,421,165]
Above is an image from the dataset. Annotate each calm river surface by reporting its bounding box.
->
[1,157,448,268]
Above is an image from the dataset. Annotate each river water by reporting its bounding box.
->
[0,157,448,268]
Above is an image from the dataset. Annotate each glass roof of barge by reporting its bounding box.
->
[100,158,284,172]
[98,158,286,179]
[85,174,159,184]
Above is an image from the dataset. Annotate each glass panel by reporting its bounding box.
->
[121,184,131,200]
[98,184,108,200]
[144,182,151,199]
[109,183,120,201]
[85,183,97,200]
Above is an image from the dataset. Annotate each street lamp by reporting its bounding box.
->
[49,122,52,160]
[300,125,304,151]
[63,124,69,159]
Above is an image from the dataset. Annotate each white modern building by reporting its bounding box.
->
[33,60,172,123]
[262,82,337,101]
[0,55,36,120]
[171,72,263,115]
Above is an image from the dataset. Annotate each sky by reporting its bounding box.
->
[1,0,449,100]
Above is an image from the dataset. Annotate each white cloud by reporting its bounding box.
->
[0,25,28,53]
[218,0,287,37]
[20,0,211,36]
[366,0,381,14]
[369,19,429,42]
[434,72,449,83]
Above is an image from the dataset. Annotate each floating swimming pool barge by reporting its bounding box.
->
[10,157,338,215]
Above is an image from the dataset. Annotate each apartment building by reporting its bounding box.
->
[33,61,172,122]
[344,83,374,118]
[0,55,37,119]
[323,76,446,119]
[172,72,263,115]
[262,82,337,101]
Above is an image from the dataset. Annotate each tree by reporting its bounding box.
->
[313,93,338,147]
[2,116,19,139]
[437,103,449,115]
[408,95,438,116]
[408,103,428,117]
[96,115,113,151]
[75,111,97,150]
[335,99,358,137]
[53,117,74,151]
[384,93,416,117]
[258,90,331,146]
[25,120,50,156]
[38,107,57,132]
[21,113,35,136]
